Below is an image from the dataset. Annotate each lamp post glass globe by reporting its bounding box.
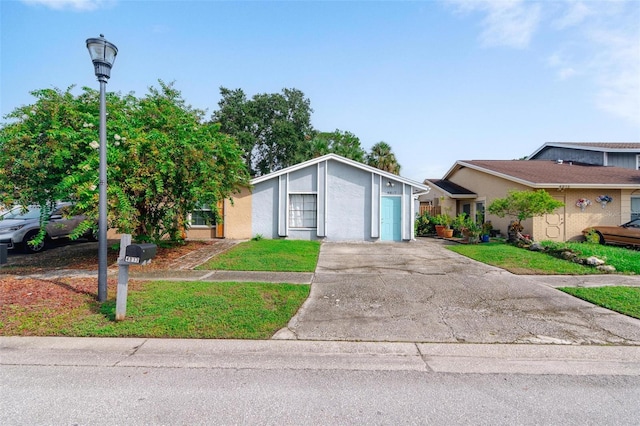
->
[86,34,118,80]
[86,34,117,302]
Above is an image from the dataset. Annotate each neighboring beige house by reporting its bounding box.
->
[185,188,252,240]
[421,160,640,242]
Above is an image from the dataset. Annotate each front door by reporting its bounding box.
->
[543,197,565,241]
[381,196,401,241]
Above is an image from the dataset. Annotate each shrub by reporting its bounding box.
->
[584,229,601,245]
[415,211,433,236]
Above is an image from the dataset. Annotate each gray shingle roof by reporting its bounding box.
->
[426,179,476,196]
[449,160,640,188]
[545,142,640,150]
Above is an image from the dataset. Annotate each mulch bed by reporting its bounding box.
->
[0,240,216,315]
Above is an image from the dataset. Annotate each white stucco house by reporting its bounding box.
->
[221,154,431,242]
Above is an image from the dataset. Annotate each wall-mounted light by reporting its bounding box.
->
[386,181,395,188]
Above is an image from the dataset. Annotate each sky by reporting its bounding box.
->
[1,0,639,182]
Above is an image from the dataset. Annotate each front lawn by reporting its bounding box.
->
[448,241,640,275]
[546,241,640,275]
[447,242,596,274]
[0,278,310,338]
[559,286,640,319]
[198,239,320,272]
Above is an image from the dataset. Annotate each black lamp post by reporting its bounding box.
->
[86,34,118,302]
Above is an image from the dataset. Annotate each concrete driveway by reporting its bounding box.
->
[275,239,640,344]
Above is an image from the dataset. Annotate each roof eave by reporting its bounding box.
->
[251,153,431,192]
[534,142,640,154]
[448,161,538,187]
[531,183,640,189]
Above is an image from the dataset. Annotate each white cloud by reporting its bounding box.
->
[547,52,579,80]
[448,0,640,124]
[446,0,542,49]
[549,2,640,124]
[20,0,114,12]
[552,0,593,29]
[558,67,578,80]
[589,27,640,124]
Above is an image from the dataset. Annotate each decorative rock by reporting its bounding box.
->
[596,265,616,273]
[529,242,544,252]
[561,251,577,260]
[586,256,606,266]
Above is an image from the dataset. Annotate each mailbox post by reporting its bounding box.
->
[115,235,157,321]
[0,244,7,266]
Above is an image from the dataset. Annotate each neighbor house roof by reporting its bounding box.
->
[529,142,640,158]
[252,153,431,193]
[444,160,640,189]
[424,179,476,198]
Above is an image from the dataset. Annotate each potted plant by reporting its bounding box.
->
[576,198,591,211]
[452,213,469,239]
[465,220,482,244]
[432,214,445,237]
[441,214,454,238]
[481,221,493,243]
[595,195,613,208]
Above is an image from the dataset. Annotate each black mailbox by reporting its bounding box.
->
[124,243,157,265]
[0,244,7,265]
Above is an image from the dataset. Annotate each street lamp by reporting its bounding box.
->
[86,34,118,302]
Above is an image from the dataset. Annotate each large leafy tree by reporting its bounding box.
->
[212,87,314,176]
[307,129,366,162]
[366,141,401,175]
[488,189,564,241]
[0,81,250,242]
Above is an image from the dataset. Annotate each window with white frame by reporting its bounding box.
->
[191,206,216,227]
[632,196,640,221]
[289,194,317,228]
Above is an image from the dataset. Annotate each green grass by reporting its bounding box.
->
[559,286,640,319]
[448,241,640,275]
[198,239,321,272]
[2,281,310,339]
[447,242,598,274]
[543,241,640,275]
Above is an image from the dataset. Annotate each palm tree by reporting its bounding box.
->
[307,135,330,158]
[366,141,401,175]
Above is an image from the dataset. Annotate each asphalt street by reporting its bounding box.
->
[2,337,640,425]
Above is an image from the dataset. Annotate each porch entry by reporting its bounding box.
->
[381,196,401,241]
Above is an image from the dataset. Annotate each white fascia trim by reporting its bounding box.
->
[252,153,431,192]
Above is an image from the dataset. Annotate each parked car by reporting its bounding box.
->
[582,218,640,247]
[0,203,95,253]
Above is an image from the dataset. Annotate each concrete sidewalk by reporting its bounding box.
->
[129,269,313,284]
[525,274,640,288]
[2,336,639,376]
[14,267,313,284]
